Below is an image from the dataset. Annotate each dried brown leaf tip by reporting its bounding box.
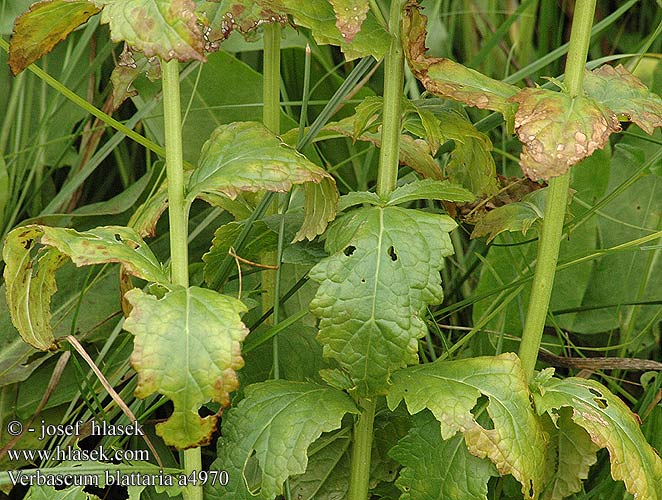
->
[402,0,518,120]
[584,64,662,135]
[509,88,621,181]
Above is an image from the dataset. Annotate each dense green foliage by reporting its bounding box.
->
[0,1,661,499]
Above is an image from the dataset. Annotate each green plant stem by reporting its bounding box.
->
[263,23,281,134]
[347,3,404,500]
[162,59,198,500]
[347,398,377,500]
[518,0,597,380]
[376,0,405,198]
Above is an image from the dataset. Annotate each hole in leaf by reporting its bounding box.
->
[23,238,34,250]
[471,395,494,430]
[114,233,122,242]
[361,278,366,283]
[343,245,356,256]
[388,246,397,261]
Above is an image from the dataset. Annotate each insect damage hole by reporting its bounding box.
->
[343,245,356,256]
[387,246,398,261]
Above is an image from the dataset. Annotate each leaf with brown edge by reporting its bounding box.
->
[92,0,205,62]
[8,0,101,75]
[533,372,662,500]
[540,408,599,500]
[584,64,662,135]
[2,225,168,351]
[402,1,518,123]
[197,0,288,49]
[387,353,547,499]
[124,287,248,449]
[110,44,161,110]
[509,88,621,181]
[329,0,370,42]
[188,122,337,241]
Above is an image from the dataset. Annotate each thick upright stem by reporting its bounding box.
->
[376,0,405,197]
[518,0,596,380]
[263,23,281,134]
[162,60,198,500]
[347,398,377,500]
[162,60,189,289]
[347,4,404,500]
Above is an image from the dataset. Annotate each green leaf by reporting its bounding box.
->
[267,0,389,60]
[540,407,599,500]
[402,2,518,122]
[2,225,167,351]
[387,353,547,499]
[288,431,351,500]
[93,0,205,62]
[390,411,495,500]
[584,64,662,135]
[509,88,621,180]
[403,106,499,196]
[386,179,475,206]
[309,206,456,396]
[205,380,358,499]
[338,191,384,211]
[471,188,548,243]
[533,374,662,500]
[329,0,370,42]
[188,122,337,241]
[8,0,101,75]
[123,286,248,449]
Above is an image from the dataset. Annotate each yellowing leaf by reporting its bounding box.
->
[509,88,621,180]
[2,225,168,351]
[329,0,369,42]
[93,0,205,62]
[403,1,518,122]
[206,381,358,499]
[584,64,662,135]
[534,375,662,500]
[124,287,248,449]
[309,206,456,396]
[387,353,547,499]
[189,121,337,241]
[8,0,101,75]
